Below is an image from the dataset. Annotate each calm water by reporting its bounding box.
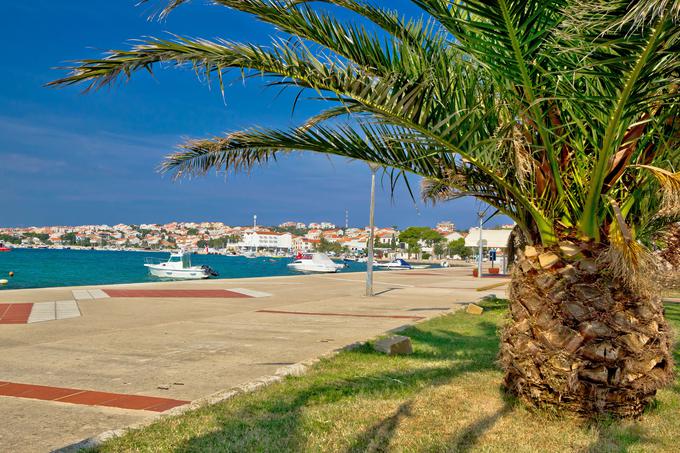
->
[0,249,372,290]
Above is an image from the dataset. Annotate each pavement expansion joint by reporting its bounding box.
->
[256,309,425,320]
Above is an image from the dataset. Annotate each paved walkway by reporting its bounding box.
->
[0,267,508,452]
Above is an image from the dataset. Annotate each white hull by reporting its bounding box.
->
[373,259,413,270]
[287,263,338,273]
[144,264,210,279]
[287,253,342,273]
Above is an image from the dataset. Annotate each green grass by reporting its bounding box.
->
[92,300,680,452]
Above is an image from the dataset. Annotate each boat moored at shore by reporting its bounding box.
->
[373,258,413,270]
[287,253,344,273]
[144,251,218,280]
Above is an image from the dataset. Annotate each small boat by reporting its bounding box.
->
[241,250,257,258]
[373,258,413,270]
[144,251,218,279]
[288,253,343,273]
[0,243,11,252]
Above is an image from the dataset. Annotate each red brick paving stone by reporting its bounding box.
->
[55,391,123,406]
[0,383,67,398]
[0,384,193,412]
[103,289,251,299]
[0,303,33,324]
[256,309,425,320]
[144,399,191,412]
[0,383,37,397]
[98,395,182,411]
[0,382,79,400]
[17,386,82,401]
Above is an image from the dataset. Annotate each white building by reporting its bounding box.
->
[345,238,368,252]
[293,237,316,252]
[464,228,512,252]
[243,231,293,251]
[436,221,456,233]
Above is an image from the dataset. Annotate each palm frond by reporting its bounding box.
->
[51,0,680,254]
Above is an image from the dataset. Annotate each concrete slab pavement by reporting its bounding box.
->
[0,266,508,452]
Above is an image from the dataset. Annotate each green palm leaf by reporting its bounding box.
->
[51,0,679,247]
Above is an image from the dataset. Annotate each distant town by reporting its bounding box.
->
[0,220,516,259]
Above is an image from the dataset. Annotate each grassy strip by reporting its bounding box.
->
[91,300,680,452]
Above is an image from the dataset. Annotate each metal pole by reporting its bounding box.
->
[477,212,484,278]
[366,164,378,296]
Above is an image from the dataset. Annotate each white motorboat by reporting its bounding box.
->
[373,258,413,270]
[287,253,343,273]
[144,251,218,279]
[241,250,257,258]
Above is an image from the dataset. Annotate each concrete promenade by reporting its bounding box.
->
[0,267,508,452]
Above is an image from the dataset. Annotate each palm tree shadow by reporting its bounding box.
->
[172,320,503,452]
[344,400,414,453]
[446,400,514,452]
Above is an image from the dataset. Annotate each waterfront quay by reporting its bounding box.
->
[0,267,507,452]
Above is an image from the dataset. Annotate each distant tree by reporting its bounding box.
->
[271,225,308,236]
[448,238,471,259]
[406,243,421,260]
[202,235,239,249]
[433,242,445,259]
[398,227,443,247]
[186,228,199,236]
[24,232,50,242]
[61,232,77,245]
[316,237,344,254]
[0,234,22,245]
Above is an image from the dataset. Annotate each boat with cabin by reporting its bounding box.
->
[373,258,413,270]
[287,253,344,273]
[144,251,218,279]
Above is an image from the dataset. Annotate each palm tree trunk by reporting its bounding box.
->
[500,244,674,417]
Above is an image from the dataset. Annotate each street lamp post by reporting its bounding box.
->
[477,211,484,278]
[366,163,379,297]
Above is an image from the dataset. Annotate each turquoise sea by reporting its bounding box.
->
[0,248,372,291]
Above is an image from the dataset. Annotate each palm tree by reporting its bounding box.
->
[50,0,679,417]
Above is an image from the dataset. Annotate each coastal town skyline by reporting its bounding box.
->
[0,219,514,250]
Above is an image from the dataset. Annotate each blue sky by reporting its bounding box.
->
[0,1,501,230]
